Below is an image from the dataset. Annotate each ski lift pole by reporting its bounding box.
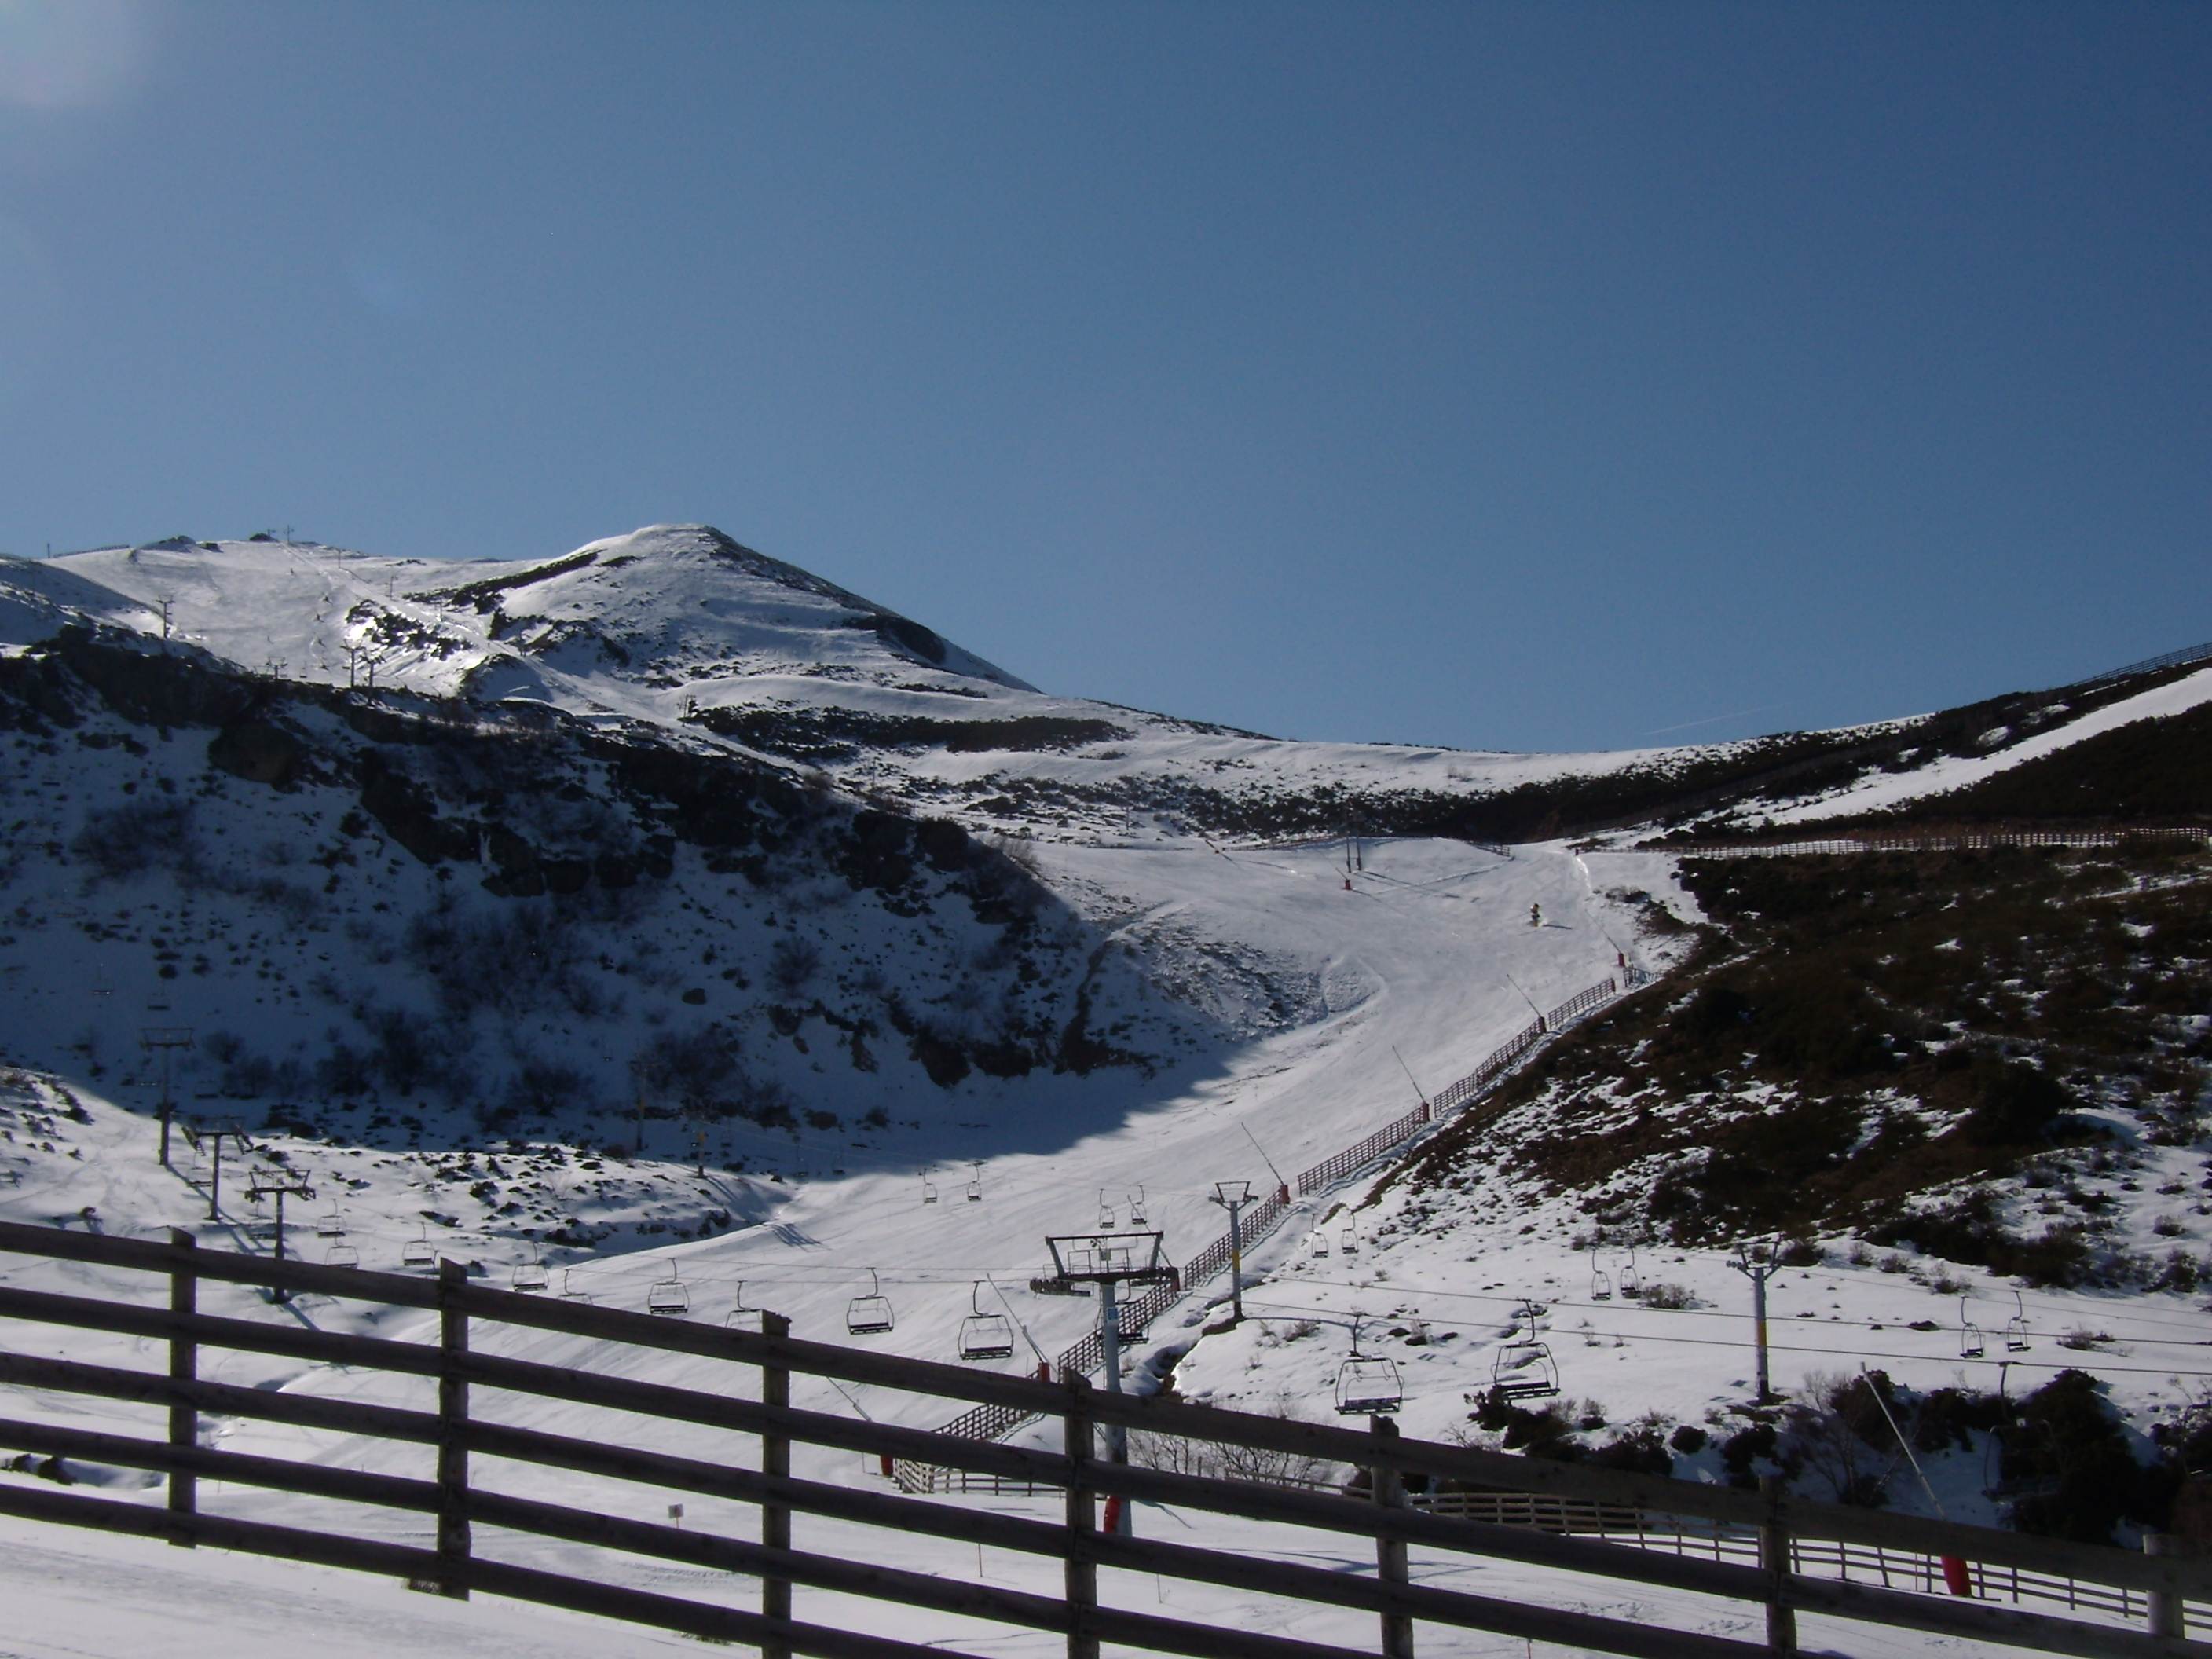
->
[1098,1280,1128,1494]
[244,1175,314,1302]
[1213,1180,1252,1324]
[200,1123,251,1223]
[1730,1239,1778,1405]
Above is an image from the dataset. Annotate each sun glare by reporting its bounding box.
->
[0,0,152,112]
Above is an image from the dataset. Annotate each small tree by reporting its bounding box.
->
[1784,1371,1900,1507]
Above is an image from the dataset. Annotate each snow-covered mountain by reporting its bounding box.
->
[2,521,2209,1621]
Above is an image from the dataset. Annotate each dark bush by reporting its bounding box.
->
[72,798,198,881]
[1913,1386,2010,1453]
[2005,1370,2163,1544]
[1968,1058,2075,1144]
[1588,1428,1672,1476]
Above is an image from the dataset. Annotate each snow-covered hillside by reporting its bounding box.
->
[15,528,2203,851]
[3,524,2207,1654]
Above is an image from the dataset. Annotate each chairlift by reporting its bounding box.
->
[1960,1294,1985,1360]
[958,1281,1015,1361]
[1617,1247,1642,1300]
[560,1269,592,1305]
[316,1202,346,1240]
[401,1223,436,1270]
[647,1271,690,1317]
[1098,1188,1117,1230]
[1591,1261,1613,1302]
[921,1169,939,1205]
[1335,1319,1404,1416]
[725,1283,764,1333]
[324,1241,360,1269]
[1490,1337,1561,1401]
[1341,1218,1361,1255]
[2004,1290,2031,1353]
[1128,1185,1148,1226]
[846,1269,894,1335]
[1310,1229,1331,1260]
[512,1248,548,1294]
[966,1162,983,1203]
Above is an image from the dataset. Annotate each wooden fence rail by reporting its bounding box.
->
[1,1219,2207,1659]
[1661,828,2211,859]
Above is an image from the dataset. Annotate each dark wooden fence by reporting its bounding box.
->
[1301,972,1624,1192]
[1657,828,2210,859]
[2,1219,2205,1659]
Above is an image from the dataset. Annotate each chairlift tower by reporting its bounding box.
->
[244,1172,317,1302]
[140,1027,194,1168]
[1046,1230,1174,1539]
[1210,1180,1253,1324]
[1729,1238,1781,1404]
[186,1120,254,1222]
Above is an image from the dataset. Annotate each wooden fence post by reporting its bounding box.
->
[1372,1416,1415,1659]
[167,1228,196,1547]
[1064,1372,1099,1659]
[761,1310,793,1659]
[1758,1474,1795,1656]
[2145,1533,2182,1640]
[436,1258,470,1599]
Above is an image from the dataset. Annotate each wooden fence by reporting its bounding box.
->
[1660,828,2211,859]
[1300,972,1624,1192]
[1408,1493,2207,1635]
[1,1219,2207,1659]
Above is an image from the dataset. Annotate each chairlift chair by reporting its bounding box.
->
[647,1272,690,1317]
[958,1281,1015,1361]
[401,1224,437,1270]
[560,1269,592,1305]
[1127,1185,1148,1225]
[1490,1339,1561,1401]
[1591,1262,1613,1302]
[1960,1295,1986,1360]
[1097,1188,1117,1230]
[1310,1229,1331,1260]
[316,1203,346,1240]
[1335,1349,1404,1416]
[846,1269,894,1335]
[1617,1248,1642,1300]
[2004,1291,2031,1353]
[965,1162,983,1203]
[725,1283,764,1333]
[512,1249,549,1293]
[921,1170,939,1205]
[324,1241,360,1269]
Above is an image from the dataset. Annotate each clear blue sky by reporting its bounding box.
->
[2,2,2205,753]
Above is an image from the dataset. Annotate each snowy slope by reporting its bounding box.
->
[1757,663,2212,826]
[3,524,2206,1656]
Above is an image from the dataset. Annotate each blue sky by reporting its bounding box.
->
[2,2,2204,753]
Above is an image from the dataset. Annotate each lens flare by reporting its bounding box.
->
[0,0,153,111]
